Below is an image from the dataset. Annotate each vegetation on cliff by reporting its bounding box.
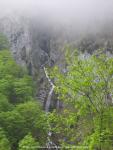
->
[0,34,48,150]
[0,34,113,150]
[49,49,113,149]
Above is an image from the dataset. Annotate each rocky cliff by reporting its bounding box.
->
[0,14,113,110]
[0,14,66,110]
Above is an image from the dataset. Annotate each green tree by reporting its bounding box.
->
[0,36,49,150]
[19,133,40,150]
[0,128,11,150]
[15,101,49,144]
[0,50,34,104]
[0,93,13,112]
[0,101,48,149]
[49,49,113,149]
[0,33,9,50]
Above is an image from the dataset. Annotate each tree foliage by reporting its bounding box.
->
[0,128,11,150]
[0,33,113,150]
[0,50,34,104]
[0,46,48,149]
[0,33,9,50]
[49,49,113,149]
[19,133,40,150]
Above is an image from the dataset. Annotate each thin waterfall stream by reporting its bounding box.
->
[43,67,58,149]
[44,66,55,112]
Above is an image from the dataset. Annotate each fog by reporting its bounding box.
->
[0,0,113,33]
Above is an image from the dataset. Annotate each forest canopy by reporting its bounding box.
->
[0,33,113,150]
[49,49,113,149]
[0,34,49,150]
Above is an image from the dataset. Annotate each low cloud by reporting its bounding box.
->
[0,0,113,33]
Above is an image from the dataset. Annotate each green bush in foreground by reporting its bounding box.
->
[49,49,113,149]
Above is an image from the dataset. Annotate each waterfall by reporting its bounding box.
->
[44,67,58,148]
[44,67,55,112]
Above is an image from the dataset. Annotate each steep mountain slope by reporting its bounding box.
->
[0,14,113,110]
[0,14,66,110]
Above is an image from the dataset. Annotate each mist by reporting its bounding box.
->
[0,0,113,34]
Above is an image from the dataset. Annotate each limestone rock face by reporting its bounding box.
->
[0,15,31,65]
[0,14,113,110]
[0,14,65,110]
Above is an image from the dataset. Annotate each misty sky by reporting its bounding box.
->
[0,0,113,31]
[1,0,113,16]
